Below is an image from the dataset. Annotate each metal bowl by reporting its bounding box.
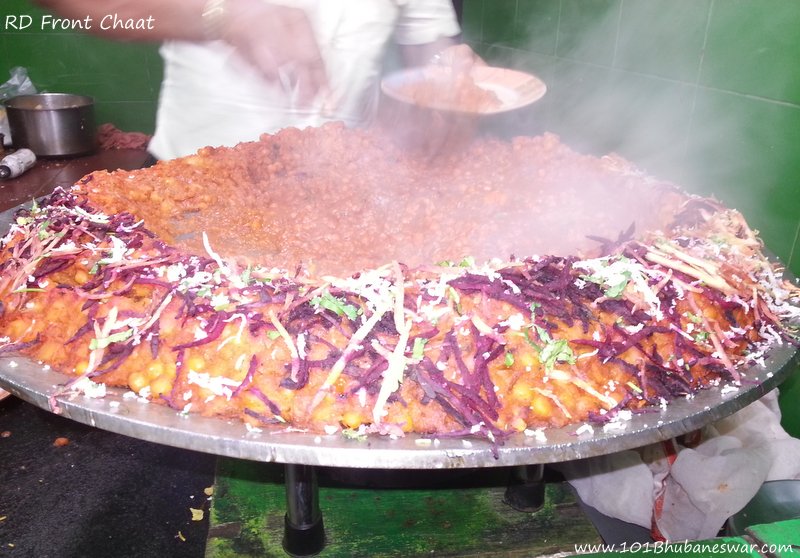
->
[5,93,96,157]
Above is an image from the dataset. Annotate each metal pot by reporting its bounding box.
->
[4,93,96,157]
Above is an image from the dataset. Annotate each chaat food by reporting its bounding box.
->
[0,123,797,442]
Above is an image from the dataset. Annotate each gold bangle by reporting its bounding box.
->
[201,0,227,40]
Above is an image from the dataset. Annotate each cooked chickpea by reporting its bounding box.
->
[0,122,765,441]
[518,352,536,370]
[38,342,62,362]
[510,417,528,432]
[6,320,28,338]
[146,361,165,379]
[128,371,148,393]
[310,401,333,423]
[242,396,265,414]
[187,355,205,372]
[48,299,67,314]
[73,269,90,285]
[530,394,553,418]
[399,414,414,433]
[341,411,363,430]
[511,382,533,403]
[150,375,172,396]
[574,396,596,417]
[333,377,349,395]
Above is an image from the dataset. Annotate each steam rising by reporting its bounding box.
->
[155,2,791,278]
[459,0,786,227]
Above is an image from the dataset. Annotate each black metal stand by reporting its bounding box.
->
[282,464,325,557]
[503,464,546,512]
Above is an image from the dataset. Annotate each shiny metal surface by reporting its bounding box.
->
[5,93,96,156]
[1,345,796,469]
[0,201,797,468]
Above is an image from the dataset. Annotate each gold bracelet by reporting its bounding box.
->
[201,0,227,40]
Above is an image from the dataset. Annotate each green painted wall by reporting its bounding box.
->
[462,0,800,278]
[462,0,800,435]
[4,0,799,274]
[1,0,798,430]
[1,0,161,134]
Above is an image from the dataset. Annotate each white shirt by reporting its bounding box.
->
[149,0,460,159]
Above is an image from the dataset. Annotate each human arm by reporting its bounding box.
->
[386,2,487,156]
[392,0,483,71]
[35,0,327,99]
[400,36,460,68]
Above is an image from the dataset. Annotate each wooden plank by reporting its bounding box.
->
[746,519,800,558]
[206,459,603,557]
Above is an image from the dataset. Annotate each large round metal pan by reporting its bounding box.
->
[0,202,797,469]
[0,347,796,469]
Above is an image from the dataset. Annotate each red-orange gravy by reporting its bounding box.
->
[2,121,791,437]
[78,123,683,278]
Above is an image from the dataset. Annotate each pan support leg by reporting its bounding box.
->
[280,463,545,554]
[282,463,325,557]
[503,464,546,512]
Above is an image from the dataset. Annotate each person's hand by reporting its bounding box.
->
[420,44,486,157]
[221,0,328,105]
[429,43,486,74]
[385,42,486,158]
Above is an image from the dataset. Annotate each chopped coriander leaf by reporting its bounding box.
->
[577,257,638,299]
[37,220,52,240]
[240,266,252,285]
[539,338,576,370]
[342,428,367,441]
[239,266,273,286]
[342,305,360,321]
[523,328,541,350]
[447,286,463,314]
[504,351,515,367]
[89,328,134,351]
[524,325,576,371]
[196,286,213,299]
[412,337,427,361]
[267,330,281,340]
[603,277,629,299]
[435,256,475,267]
[684,312,703,324]
[534,325,551,343]
[311,292,360,321]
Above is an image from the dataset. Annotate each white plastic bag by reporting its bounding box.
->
[0,66,38,145]
[555,391,800,541]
